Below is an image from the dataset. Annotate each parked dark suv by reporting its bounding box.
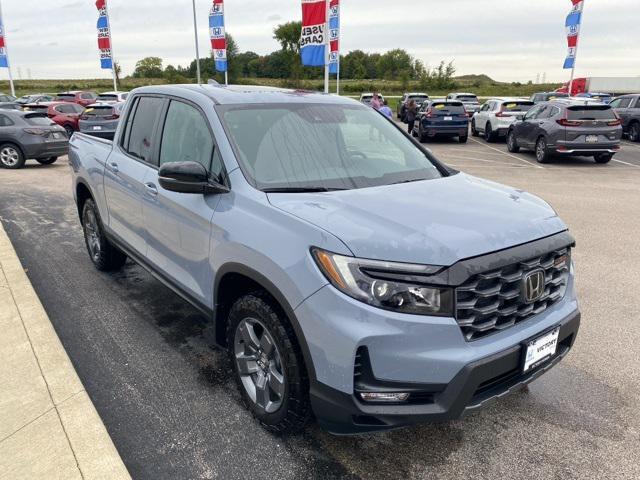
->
[507,99,622,164]
[414,100,469,143]
[610,94,640,142]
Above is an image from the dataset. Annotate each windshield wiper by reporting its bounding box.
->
[262,186,348,193]
[388,178,427,186]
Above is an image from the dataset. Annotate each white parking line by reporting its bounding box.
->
[621,140,640,149]
[441,154,527,166]
[613,158,640,168]
[469,138,544,169]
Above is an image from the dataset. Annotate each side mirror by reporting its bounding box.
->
[516,114,525,121]
[158,161,229,195]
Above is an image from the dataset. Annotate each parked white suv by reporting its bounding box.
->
[471,98,534,142]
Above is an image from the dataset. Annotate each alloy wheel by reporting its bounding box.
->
[631,123,640,142]
[0,146,20,167]
[234,317,285,414]
[536,139,547,162]
[83,208,101,262]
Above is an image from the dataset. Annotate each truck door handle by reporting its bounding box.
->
[107,162,119,174]
[144,182,158,196]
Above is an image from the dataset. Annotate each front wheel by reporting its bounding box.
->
[594,153,613,164]
[82,199,127,271]
[36,157,58,165]
[484,123,497,143]
[535,137,550,163]
[228,293,310,434]
[64,125,75,138]
[507,130,520,153]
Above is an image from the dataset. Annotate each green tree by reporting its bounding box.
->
[132,57,164,78]
[274,21,302,53]
[377,49,415,80]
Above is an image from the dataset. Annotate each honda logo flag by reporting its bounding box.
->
[209,0,227,72]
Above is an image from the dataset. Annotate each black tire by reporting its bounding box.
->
[594,153,613,164]
[471,120,479,137]
[507,130,520,153]
[459,135,468,144]
[485,123,497,143]
[36,157,58,165]
[227,292,310,434]
[64,125,75,138]
[629,122,640,142]
[81,199,127,271]
[0,143,25,169]
[535,137,550,164]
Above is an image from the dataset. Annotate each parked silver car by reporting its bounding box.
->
[507,99,622,164]
[79,102,126,139]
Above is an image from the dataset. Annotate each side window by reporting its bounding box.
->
[633,97,640,108]
[159,100,215,174]
[524,105,541,120]
[125,96,164,164]
[0,114,13,126]
[548,106,561,118]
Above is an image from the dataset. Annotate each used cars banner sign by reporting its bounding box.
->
[300,0,327,67]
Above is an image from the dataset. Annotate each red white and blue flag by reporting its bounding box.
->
[0,18,8,69]
[328,0,339,74]
[95,0,113,69]
[300,0,327,67]
[564,0,583,69]
[209,0,227,72]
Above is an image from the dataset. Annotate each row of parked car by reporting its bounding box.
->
[382,91,640,165]
[0,90,128,169]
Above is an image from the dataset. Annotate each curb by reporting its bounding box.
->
[0,220,131,480]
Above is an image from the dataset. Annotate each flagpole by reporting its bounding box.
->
[568,0,584,97]
[192,0,202,84]
[323,0,329,93]
[103,0,118,91]
[0,1,15,97]
[225,70,228,86]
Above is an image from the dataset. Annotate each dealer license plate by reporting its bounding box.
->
[92,126,103,131]
[523,328,559,372]
[586,135,598,143]
[444,116,453,121]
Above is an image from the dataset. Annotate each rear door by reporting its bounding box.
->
[103,95,165,255]
[517,104,544,147]
[142,98,225,304]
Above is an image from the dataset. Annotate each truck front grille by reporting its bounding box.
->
[456,248,571,341]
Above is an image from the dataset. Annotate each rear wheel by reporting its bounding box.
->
[629,122,640,142]
[535,137,550,163]
[471,120,479,137]
[594,153,613,164]
[459,135,468,144]
[81,199,127,271]
[484,122,497,142]
[0,144,25,169]
[507,130,520,153]
[36,157,58,165]
[228,292,310,434]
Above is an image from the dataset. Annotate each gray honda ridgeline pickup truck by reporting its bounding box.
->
[69,85,580,434]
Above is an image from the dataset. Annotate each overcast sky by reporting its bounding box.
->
[1,0,638,83]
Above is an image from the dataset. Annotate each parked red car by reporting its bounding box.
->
[24,102,85,137]
[55,91,98,107]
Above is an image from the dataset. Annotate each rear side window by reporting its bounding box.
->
[159,100,220,178]
[610,98,632,109]
[567,106,616,120]
[0,114,14,126]
[124,96,164,163]
[57,104,77,114]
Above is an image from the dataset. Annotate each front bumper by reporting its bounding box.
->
[311,310,580,434]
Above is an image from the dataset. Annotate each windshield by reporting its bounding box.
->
[97,95,118,102]
[458,95,478,103]
[220,103,444,191]
[409,95,429,102]
[16,96,35,104]
[24,114,56,126]
[56,94,75,101]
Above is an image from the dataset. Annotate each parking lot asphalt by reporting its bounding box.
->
[0,136,639,480]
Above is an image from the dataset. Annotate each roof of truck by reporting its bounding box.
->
[130,84,358,106]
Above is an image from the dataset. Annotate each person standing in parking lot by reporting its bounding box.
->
[371,93,381,110]
[406,100,418,134]
[379,100,393,119]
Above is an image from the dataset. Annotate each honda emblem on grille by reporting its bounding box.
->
[523,269,545,303]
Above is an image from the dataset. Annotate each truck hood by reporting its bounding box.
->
[267,173,566,266]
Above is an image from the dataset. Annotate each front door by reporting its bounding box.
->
[142,99,226,307]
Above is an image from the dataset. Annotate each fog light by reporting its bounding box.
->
[359,392,410,403]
